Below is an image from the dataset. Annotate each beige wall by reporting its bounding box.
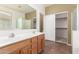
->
[45,4,77,44]
[25,11,36,20]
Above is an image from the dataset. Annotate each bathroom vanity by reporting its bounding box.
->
[0,33,45,54]
[0,4,45,54]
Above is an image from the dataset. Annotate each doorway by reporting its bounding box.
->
[55,12,68,44]
[40,13,44,32]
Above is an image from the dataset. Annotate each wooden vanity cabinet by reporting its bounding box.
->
[20,39,32,54]
[20,36,38,54]
[11,39,32,54]
[0,34,45,54]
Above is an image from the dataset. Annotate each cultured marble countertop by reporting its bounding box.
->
[0,32,44,48]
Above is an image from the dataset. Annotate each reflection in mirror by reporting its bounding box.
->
[16,5,36,29]
[16,17,23,29]
[24,11,36,29]
[0,11,12,30]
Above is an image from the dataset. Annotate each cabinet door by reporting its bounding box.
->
[37,34,45,53]
[41,35,45,50]
[31,37,37,54]
[20,39,32,54]
[37,36,42,53]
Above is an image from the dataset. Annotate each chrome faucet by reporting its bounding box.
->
[9,33,15,38]
[32,31,36,34]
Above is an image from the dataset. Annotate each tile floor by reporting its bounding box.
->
[56,37,67,43]
[42,40,72,54]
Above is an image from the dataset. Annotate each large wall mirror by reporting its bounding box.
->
[0,4,36,30]
[0,11,12,30]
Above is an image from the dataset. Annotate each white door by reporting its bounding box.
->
[44,14,55,41]
[72,6,79,54]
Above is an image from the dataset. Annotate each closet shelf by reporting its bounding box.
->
[56,17,67,19]
[56,28,67,29]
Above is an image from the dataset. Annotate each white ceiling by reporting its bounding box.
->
[0,4,35,13]
[42,4,52,7]
[0,4,52,14]
[36,4,52,8]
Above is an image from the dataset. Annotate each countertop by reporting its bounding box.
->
[0,32,44,48]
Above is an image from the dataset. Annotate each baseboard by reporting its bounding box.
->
[67,43,72,46]
[55,41,67,44]
[45,39,72,46]
[55,41,72,46]
[45,39,55,42]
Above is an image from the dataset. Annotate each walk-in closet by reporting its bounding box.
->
[55,12,68,44]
